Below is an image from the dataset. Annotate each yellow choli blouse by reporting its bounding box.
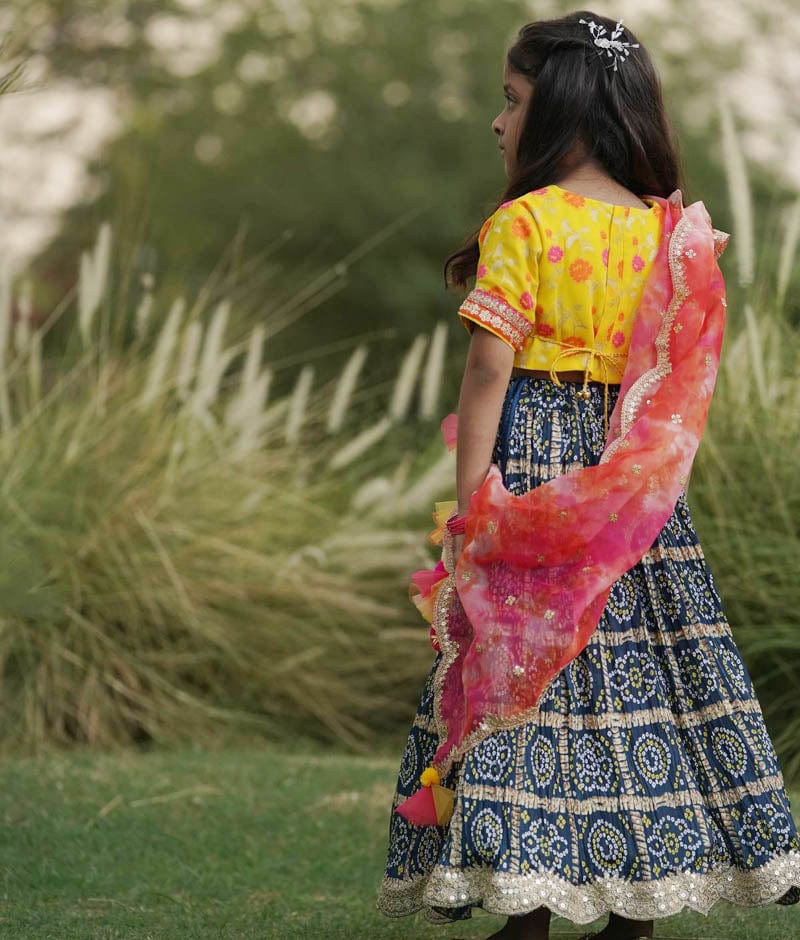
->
[458,184,666,385]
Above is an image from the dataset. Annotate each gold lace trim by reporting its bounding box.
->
[600,199,691,464]
[458,288,534,352]
[453,768,788,814]
[376,850,800,923]
[641,542,705,563]
[430,559,458,760]
[713,228,730,259]
[413,692,767,735]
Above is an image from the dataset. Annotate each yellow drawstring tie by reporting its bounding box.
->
[545,342,626,436]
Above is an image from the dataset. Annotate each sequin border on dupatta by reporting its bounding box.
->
[601,197,692,462]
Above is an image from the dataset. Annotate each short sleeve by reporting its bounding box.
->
[457,199,541,352]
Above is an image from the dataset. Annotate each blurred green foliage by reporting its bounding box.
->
[12,0,794,390]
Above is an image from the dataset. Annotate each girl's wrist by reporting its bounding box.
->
[456,488,477,517]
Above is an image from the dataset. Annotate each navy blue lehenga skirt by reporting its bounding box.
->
[376,376,800,926]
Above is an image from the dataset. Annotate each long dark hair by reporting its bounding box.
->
[445,11,686,288]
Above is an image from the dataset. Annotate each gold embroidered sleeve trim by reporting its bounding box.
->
[458,288,533,352]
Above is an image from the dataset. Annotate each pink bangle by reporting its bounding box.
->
[446,513,467,535]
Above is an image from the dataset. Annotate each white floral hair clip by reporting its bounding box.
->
[579,17,640,71]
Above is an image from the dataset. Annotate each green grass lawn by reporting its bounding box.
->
[0,743,798,939]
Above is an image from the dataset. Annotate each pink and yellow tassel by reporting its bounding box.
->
[395,766,455,827]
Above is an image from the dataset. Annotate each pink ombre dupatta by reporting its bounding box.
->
[399,191,730,814]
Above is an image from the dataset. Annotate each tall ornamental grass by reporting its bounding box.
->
[689,94,800,782]
[0,235,455,754]
[691,308,800,782]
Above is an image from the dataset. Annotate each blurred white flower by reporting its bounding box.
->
[145,14,222,78]
[433,84,468,122]
[237,52,286,84]
[436,30,472,58]
[213,82,244,115]
[287,90,338,141]
[320,9,365,45]
[213,2,250,33]
[0,81,120,270]
[382,80,411,107]
[195,134,223,164]
[272,0,312,32]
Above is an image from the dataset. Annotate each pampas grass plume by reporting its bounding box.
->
[777,196,800,310]
[718,92,754,287]
[419,322,447,419]
[139,297,185,409]
[176,319,202,403]
[389,334,427,422]
[14,278,32,354]
[285,364,314,445]
[191,300,234,416]
[327,344,367,434]
[78,222,112,347]
[0,259,10,364]
[329,416,392,470]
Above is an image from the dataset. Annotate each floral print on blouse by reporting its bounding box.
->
[458,184,666,384]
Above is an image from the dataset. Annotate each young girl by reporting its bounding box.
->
[376,10,800,940]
